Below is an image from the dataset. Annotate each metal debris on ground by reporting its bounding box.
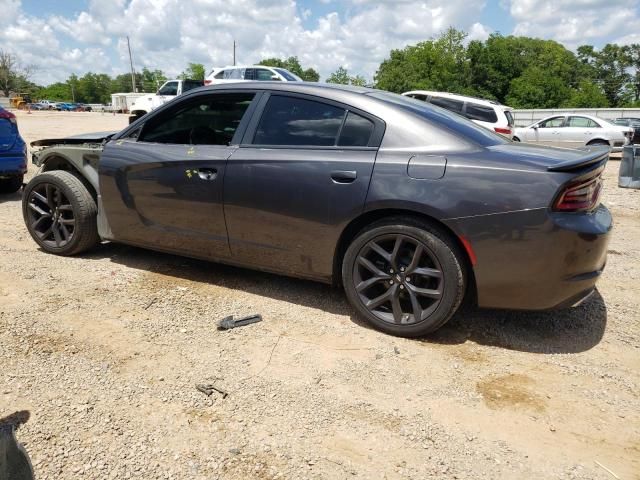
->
[196,383,228,399]
[217,314,262,330]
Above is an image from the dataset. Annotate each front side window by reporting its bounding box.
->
[214,70,225,79]
[465,103,498,123]
[253,95,345,146]
[157,81,178,96]
[139,93,255,145]
[429,96,464,113]
[567,116,599,128]
[538,117,565,128]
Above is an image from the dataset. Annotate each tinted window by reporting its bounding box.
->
[430,96,464,113]
[505,110,514,127]
[183,80,203,92]
[338,112,374,147]
[567,116,599,128]
[538,117,565,128]
[274,68,299,81]
[214,70,225,79]
[254,96,345,146]
[367,91,507,147]
[139,93,255,145]
[408,94,427,101]
[157,82,178,95]
[465,103,498,123]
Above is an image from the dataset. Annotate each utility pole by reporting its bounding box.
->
[127,36,136,92]
[233,40,236,66]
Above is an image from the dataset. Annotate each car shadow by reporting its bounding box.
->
[0,190,23,204]
[84,242,607,355]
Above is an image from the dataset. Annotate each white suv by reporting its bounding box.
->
[205,65,302,85]
[402,90,515,139]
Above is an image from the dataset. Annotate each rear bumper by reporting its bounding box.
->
[0,154,28,177]
[446,205,612,310]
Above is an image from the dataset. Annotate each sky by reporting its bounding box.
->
[2,0,639,86]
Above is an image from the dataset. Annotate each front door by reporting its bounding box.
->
[534,116,566,147]
[223,93,381,280]
[99,91,258,259]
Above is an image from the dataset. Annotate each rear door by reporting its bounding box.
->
[99,91,259,259]
[564,116,600,147]
[223,93,383,280]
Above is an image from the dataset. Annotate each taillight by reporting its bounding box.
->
[204,80,212,85]
[0,109,16,125]
[553,172,603,212]
[494,127,512,135]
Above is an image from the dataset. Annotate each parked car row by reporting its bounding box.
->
[29,101,93,112]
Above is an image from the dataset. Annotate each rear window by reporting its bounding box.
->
[367,91,507,147]
[465,103,498,123]
[274,68,299,81]
[505,110,514,127]
[429,96,464,113]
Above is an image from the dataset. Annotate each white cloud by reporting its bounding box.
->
[505,0,639,47]
[0,0,490,85]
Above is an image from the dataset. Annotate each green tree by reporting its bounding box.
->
[141,68,167,92]
[258,56,319,81]
[326,66,350,84]
[180,63,205,81]
[577,43,631,106]
[375,27,470,94]
[506,66,572,108]
[562,81,609,108]
[0,49,37,97]
[35,82,71,102]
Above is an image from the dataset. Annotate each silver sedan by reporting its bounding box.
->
[514,114,633,151]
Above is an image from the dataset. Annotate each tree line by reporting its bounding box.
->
[2,27,640,108]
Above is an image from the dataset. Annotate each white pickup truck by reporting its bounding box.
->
[129,79,204,122]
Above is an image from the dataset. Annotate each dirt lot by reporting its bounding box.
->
[1,111,639,479]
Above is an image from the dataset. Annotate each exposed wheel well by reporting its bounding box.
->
[40,155,97,202]
[333,209,477,304]
[587,139,610,146]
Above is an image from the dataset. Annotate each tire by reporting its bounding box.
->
[0,174,23,194]
[342,217,466,337]
[22,170,100,255]
[588,140,609,146]
[512,136,520,142]
[129,114,144,124]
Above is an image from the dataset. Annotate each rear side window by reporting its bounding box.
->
[429,96,464,113]
[139,93,255,145]
[157,82,178,95]
[465,103,498,123]
[567,116,599,128]
[274,68,299,81]
[183,80,203,92]
[505,110,514,127]
[253,96,345,146]
[338,112,374,147]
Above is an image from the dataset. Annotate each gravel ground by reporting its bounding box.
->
[1,111,639,479]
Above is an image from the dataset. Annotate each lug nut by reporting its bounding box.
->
[389,269,394,274]
[406,277,411,283]
[400,267,405,272]
[399,285,404,289]
[389,280,394,285]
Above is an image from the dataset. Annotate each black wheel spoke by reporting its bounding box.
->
[58,204,73,212]
[356,275,389,292]
[52,225,62,246]
[354,232,444,327]
[28,202,50,216]
[407,284,441,299]
[407,288,423,322]
[60,218,75,226]
[366,288,393,310]
[45,185,56,210]
[59,223,70,241]
[38,226,53,240]
[31,215,50,230]
[33,191,48,205]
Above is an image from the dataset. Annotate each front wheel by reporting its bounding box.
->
[342,219,466,337]
[22,171,100,255]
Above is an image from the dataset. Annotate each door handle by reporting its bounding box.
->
[197,168,217,181]
[330,170,357,183]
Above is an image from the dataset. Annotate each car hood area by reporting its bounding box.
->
[487,142,610,172]
[31,131,117,147]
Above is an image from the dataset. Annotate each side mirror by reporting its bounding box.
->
[532,125,539,130]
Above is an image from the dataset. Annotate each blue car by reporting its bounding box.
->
[0,107,27,193]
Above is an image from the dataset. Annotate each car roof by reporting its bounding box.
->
[402,90,512,110]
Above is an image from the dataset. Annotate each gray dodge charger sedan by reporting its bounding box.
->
[22,83,612,337]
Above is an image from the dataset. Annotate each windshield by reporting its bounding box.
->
[367,91,508,147]
[274,68,301,81]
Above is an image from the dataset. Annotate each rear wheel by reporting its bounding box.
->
[588,140,609,146]
[342,218,466,337]
[22,171,99,255]
[0,175,23,194]
[512,136,520,142]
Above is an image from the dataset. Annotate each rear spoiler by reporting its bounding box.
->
[547,146,609,172]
